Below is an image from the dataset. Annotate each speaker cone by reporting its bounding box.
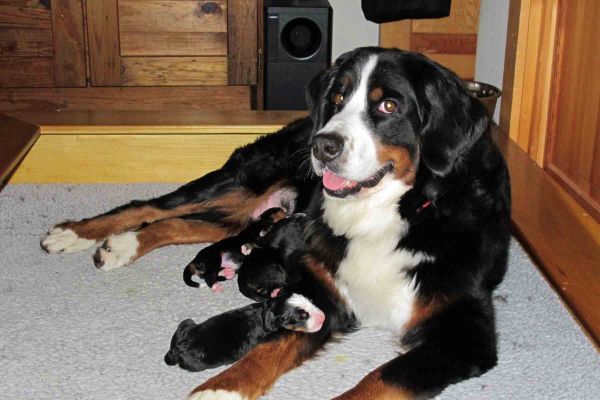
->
[280,17,322,59]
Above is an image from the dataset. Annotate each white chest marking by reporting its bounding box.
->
[323,177,434,333]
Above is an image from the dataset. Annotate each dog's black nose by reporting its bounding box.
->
[312,133,344,163]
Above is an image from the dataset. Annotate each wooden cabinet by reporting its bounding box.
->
[0,0,258,110]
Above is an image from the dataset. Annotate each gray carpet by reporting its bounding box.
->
[0,184,598,400]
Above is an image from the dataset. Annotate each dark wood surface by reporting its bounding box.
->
[228,0,257,85]
[51,0,87,87]
[0,86,252,112]
[86,0,122,86]
[494,129,600,347]
[0,113,39,184]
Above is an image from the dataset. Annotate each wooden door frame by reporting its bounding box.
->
[499,0,561,166]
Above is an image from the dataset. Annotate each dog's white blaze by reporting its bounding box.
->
[315,55,380,181]
[287,293,325,332]
[188,389,246,400]
[96,231,139,271]
[324,176,434,333]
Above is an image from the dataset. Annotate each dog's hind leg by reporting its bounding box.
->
[41,117,314,263]
[40,169,239,255]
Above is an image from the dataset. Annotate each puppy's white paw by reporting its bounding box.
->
[188,389,246,400]
[93,232,139,270]
[41,227,96,254]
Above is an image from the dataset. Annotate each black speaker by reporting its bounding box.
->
[264,0,332,110]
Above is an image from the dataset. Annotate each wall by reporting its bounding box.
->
[329,0,379,61]
[474,0,510,122]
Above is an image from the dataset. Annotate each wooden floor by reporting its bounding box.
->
[4,110,599,347]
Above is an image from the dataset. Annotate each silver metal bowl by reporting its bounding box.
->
[463,80,502,118]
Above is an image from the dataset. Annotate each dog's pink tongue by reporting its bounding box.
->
[323,170,357,191]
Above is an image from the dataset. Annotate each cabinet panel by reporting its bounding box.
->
[120,57,227,86]
[379,0,480,79]
[120,32,227,56]
[0,0,86,88]
[547,0,600,220]
[118,0,227,33]
[0,28,53,57]
[118,0,227,56]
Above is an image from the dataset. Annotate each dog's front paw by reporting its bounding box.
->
[188,389,246,400]
[93,232,139,270]
[41,226,96,254]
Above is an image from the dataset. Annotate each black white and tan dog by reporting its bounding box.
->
[182,207,287,292]
[41,47,511,399]
[164,293,325,372]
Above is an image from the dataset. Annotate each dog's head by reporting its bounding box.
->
[307,47,488,199]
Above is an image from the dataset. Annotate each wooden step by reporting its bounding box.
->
[6,110,306,183]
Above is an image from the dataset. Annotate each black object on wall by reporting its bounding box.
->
[361,0,451,23]
[264,0,332,110]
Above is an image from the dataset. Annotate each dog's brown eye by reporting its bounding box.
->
[378,100,397,114]
[333,93,344,106]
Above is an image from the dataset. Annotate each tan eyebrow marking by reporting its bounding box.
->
[369,87,384,102]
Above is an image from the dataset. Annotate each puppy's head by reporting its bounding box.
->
[164,319,196,366]
[307,47,488,199]
[265,294,326,333]
[238,248,287,302]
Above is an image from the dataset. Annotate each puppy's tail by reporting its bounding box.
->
[183,262,201,288]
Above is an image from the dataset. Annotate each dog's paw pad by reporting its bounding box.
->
[41,226,96,254]
[218,267,236,280]
[188,389,245,400]
[93,232,139,270]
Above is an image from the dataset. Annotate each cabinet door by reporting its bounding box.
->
[379,0,480,79]
[86,0,257,87]
[0,0,86,87]
[546,0,600,220]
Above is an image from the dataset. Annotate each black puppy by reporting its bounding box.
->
[164,293,325,372]
[183,207,287,292]
[237,214,307,302]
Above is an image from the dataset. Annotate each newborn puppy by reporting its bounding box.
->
[164,293,325,372]
[183,208,286,291]
[237,214,307,302]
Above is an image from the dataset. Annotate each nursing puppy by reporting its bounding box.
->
[164,293,325,372]
[183,208,286,291]
[237,214,307,302]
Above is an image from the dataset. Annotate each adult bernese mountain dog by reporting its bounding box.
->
[41,47,511,399]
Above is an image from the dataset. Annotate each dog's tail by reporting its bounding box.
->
[183,262,201,288]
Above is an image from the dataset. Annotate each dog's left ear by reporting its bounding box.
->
[415,60,489,177]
